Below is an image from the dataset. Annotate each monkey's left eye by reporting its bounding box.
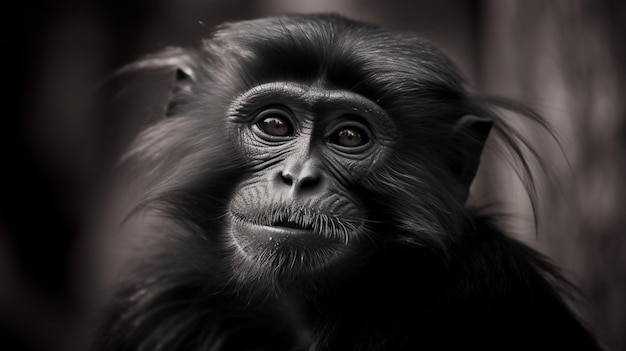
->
[329,127,370,148]
[256,109,294,137]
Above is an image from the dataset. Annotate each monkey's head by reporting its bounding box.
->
[119,14,493,288]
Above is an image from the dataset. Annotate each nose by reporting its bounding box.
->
[276,157,323,194]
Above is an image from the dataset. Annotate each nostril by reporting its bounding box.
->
[298,177,318,189]
[280,172,293,186]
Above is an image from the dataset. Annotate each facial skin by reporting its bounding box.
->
[226,82,396,273]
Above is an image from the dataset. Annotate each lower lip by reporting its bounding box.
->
[231,219,339,250]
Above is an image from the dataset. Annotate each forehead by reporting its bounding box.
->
[207,16,465,107]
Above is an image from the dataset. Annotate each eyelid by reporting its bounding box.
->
[254,106,293,122]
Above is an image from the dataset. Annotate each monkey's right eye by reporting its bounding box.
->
[256,109,294,137]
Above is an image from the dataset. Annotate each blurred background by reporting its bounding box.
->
[2,0,624,350]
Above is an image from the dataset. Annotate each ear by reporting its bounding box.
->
[113,47,197,118]
[99,48,198,160]
[449,115,493,200]
[165,67,195,117]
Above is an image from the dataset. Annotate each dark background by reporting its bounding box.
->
[2,0,625,350]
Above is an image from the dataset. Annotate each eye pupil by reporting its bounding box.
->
[339,130,358,142]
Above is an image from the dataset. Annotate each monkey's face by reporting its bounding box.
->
[226,82,396,275]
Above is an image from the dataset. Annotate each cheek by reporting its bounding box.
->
[229,178,273,214]
[230,125,295,166]
[320,145,394,181]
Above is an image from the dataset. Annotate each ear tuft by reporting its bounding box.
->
[115,47,197,80]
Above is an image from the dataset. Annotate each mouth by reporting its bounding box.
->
[229,215,353,274]
[230,217,338,255]
[231,207,321,235]
[228,208,361,271]
[234,219,316,239]
[271,220,314,231]
[228,206,361,247]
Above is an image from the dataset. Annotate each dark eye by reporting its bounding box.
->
[257,110,293,137]
[330,127,369,148]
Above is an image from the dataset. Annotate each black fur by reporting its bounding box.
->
[95,14,600,350]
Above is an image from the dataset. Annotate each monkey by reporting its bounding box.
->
[91,14,601,350]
